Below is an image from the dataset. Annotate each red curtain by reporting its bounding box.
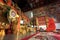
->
[46,18,56,32]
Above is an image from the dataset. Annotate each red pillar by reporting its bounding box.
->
[17,16,20,30]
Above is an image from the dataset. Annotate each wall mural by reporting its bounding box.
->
[34,3,60,23]
[45,3,60,23]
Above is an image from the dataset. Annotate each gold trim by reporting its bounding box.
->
[9,9,17,18]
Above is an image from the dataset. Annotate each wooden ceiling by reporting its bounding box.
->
[13,0,59,12]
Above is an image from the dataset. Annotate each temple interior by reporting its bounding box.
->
[0,0,60,40]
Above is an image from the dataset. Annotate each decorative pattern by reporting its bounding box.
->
[9,9,17,18]
[37,16,46,25]
[34,3,60,23]
[7,9,19,23]
[0,2,10,29]
[29,32,58,40]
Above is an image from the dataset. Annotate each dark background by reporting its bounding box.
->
[12,0,59,12]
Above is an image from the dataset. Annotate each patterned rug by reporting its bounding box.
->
[21,32,60,40]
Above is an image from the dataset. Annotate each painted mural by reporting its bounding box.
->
[34,3,60,23]
[46,3,60,23]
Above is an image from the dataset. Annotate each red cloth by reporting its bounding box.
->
[46,18,56,32]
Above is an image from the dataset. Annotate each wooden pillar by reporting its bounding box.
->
[36,17,39,27]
